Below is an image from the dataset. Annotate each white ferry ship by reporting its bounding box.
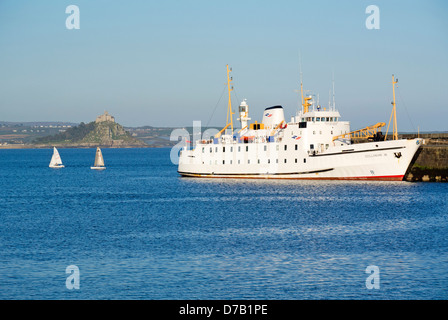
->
[178,66,422,181]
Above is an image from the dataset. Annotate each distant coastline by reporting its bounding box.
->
[0,112,179,149]
[0,144,155,149]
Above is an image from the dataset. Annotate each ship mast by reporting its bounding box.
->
[332,70,336,111]
[226,64,234,133]
[385,75,398,140]
[299,55,304,113]
[300,71,312,113]
[214,65,235,138]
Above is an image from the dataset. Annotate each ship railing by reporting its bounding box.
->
[197,139,214,145]
[198,134,286,145]
[308,150,317,156]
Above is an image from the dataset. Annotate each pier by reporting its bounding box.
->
[402,133,448,182]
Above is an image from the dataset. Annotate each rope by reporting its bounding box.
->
[232,87,241,105]
[205,85,227,129]
[396,85,417,132]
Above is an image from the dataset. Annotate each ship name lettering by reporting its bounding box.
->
[365,154,382,158]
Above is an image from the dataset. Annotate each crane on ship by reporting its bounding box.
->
[332,122,386,142]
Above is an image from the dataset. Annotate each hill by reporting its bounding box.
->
[32,112,147,148]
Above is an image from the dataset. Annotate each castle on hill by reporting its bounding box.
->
[95,111,115,123]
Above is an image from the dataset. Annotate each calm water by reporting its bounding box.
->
[0,148,447,300]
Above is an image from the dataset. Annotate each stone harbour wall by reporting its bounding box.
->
[405,145,448,182]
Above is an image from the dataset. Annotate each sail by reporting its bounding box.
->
[49,147,63,167]
[94,147,105,167]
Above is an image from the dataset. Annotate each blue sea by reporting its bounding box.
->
[0,148,447,300]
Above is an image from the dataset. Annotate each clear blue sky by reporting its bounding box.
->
[0,0,447,132]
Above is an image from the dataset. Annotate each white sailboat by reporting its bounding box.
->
[91,147,106,170]
[49,147,64,168]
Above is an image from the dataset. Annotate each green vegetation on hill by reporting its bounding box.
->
[33,121,146,147]
[34,122,95,144]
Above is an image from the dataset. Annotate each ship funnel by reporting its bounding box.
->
[262,105,285,128]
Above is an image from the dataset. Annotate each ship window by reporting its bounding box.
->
[295,158,298,163]
[284,145,287,151]
[295,144,298,150]
[248,160,250,164]
[310,144,314,149]
[223,160,225,164]
[326,144,329,149]
[319,131,322,134]
[202,147,204,153]
[276,145,279,151]
[326,117,330,121]
[264,145,267,151]
[238,160,240,164]
[238,146,241,152]
[316,117,320,121]
[210,147,212,153]
[246,146,249,152]
[230,160,232,164]
[304,158,306,163]
[320,117,324,122]
[312,117,315,122]
[313,131,316,135]
[276,159,278,163]
[223,147,225,152]
[284,159,287,163]
[258,159,260,164]
[299,122,307,128]
[268,159,270,164]
[215,147,218,152]
[331,131,333,135]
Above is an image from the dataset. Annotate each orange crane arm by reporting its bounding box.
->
[214,123,232,138]
[332,122,386,141]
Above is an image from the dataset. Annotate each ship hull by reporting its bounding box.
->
[178,172,405,181]
[178,139,422,181]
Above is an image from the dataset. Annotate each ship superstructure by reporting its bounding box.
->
[178,66,422,180]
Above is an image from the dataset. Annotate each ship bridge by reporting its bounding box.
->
[295,109,341,123]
